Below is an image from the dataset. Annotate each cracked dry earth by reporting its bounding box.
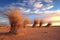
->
[0,27,60,40]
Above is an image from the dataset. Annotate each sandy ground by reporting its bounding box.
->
[0,27,60,40]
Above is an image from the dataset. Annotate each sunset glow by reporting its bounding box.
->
[49,16,60,21]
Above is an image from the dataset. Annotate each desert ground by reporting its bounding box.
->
[0,27,60,40]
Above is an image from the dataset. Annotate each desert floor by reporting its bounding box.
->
[0,27,60,40]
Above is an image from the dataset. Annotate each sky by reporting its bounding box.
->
[0,0,60,25]
[0,0,60,13]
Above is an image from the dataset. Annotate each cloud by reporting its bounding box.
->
[34,9,40,13]
[0,16,9,22]
[24,9,31,13]
[47,5,54,9]
[33,9,43,14]
[44,0,53,3]
[0,17,10,26]
[8,0,54,12]
[32,10,60,19]
[44,11,54,14]
[19,7,31,13]
[42,5,54,10]
[19,7,26,11]
[33,2,43,8]
[39,10,60,22]
[11,3,26,6]
[44,10,60,14]
[43,10,60,19]
[32,0,54,11]
[29,0,36,5]
[0,0,54,14]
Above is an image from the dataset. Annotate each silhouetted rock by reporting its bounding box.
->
[32,19,39,28]
[39,19,44,27]
[46,22,52,27]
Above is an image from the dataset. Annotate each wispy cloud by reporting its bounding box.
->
[44,0,53,3]
[0,0,54,14]
[33,2,43,8]
[8,0,54,13]
[28,0,36,5]
[43,10,60,19]
[42,5,54,10]
[24,9,31,13]
[47,5,54,9]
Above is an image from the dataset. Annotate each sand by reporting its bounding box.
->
[0,27,60,40]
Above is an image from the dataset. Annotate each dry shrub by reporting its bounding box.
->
[32,19,39,28]
[23,18,30,28]
[6,7,23,34]
[39,19,44,27]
